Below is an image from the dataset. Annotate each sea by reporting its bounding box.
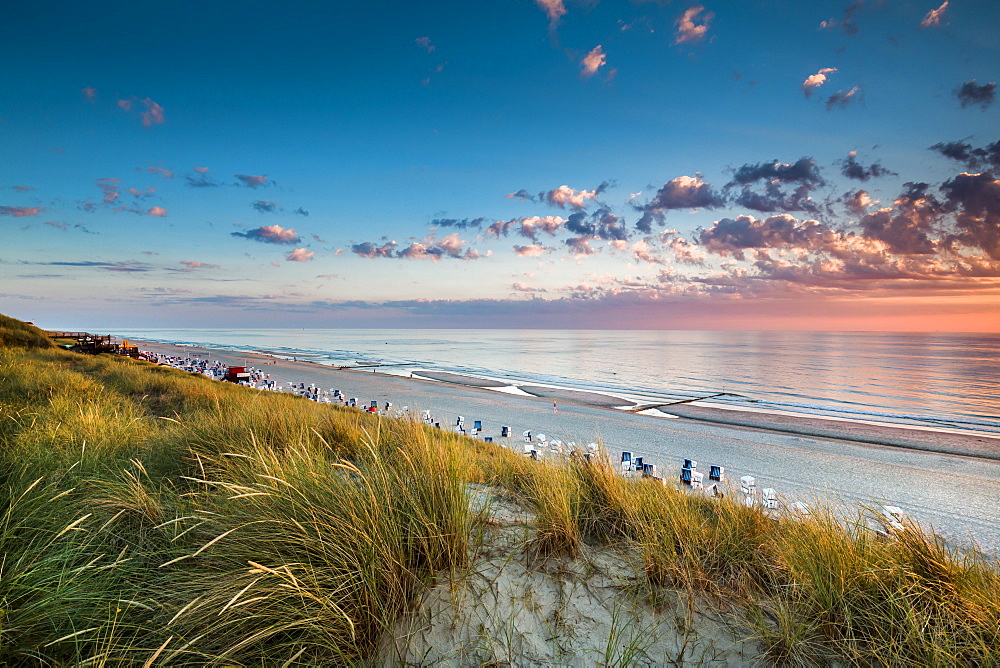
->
[113,329,1000,438]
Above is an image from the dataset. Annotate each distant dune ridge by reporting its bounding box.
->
[1,314,998,665]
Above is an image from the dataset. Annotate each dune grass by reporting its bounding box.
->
[1,315,998,665]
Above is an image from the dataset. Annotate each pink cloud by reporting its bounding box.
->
[512,282,547,293]
[13,185,35,192]
[235,174,269,188]
[147,166,174,179]
[580,45,607,78]
[546,185,599,209]
[193,166,209,173]
[802,67,837,97]
[148,206,168,217]
[675,6,713,44]
[920,1,948,28]
[81,87,96,102]
[233,224,301,244]
[513,244,548,257]
[0,206,44,217]
[535,0,566,27]
[96,177,121,204]
[117,99,132,112]
[46,221,68,229]
[518,215,565,240]
[415,36,435,53]
[286,248,316,262]
[140,98,165,127]
[180,260,220,269]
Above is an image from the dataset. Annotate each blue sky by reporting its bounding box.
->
[2,0,998,330]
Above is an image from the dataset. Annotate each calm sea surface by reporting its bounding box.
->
[114,329,1000,436]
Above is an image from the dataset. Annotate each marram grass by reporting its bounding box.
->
[1,315,998,666]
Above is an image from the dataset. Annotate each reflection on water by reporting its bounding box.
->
[115,329,1000,435]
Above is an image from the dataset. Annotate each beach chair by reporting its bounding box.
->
[709,465,724,482]
[691,471,704,490]
[740,475,756,495]
[523,430,532,443]
[680,467,693,485]
[501,426,510,438]
[762,488,778,509]
[684,458,697,470]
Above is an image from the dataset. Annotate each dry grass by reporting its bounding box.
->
[1,317,998,665]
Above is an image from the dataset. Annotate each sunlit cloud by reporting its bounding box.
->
[286,247,315,262]
[148,206,168,217]
[81,86,96,101]
[580,45,606,78]
[231,224,301,244]
[919,1,949,28]
[802,67,837,97]
[545,185,600,209]
[0,206,44,217]
[180,260,220,269]
[415,36,435,53]
[675,5,712,44]
[535,0,566,28]
[235,174,269,188]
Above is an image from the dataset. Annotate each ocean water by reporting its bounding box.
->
[115,329,1000,436]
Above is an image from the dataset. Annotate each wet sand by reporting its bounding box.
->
[132,338,1000,555]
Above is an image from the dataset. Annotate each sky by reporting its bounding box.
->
[2,0,998,331]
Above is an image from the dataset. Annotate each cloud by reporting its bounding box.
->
[826,86,861,109]
[535,0,566,28]
[919,1,948,28]
[940,172,1000,259]
[146,166,174,179]
[955,80,997,109]
[565,236,597,256]
[929,139,1000,173]
[34,260,153,272]
[415,36,435,53]
[516,215,564,241]
[352,233,487,261]
[117,99,132,112]
[580,45,607,78]
[840,151,895,181]
[859,182,942,254]
[140,98,165,127]
[818,0,871,36]
[186,170,222,188]
[802,68,837,97]
[512,282,546,293]
[698,214,842,260]
[545,184,601,209]
[286,247,316,262]
[0,206,44,217]
[81,86,96,102]
[96,177,121,204]
[180,260,220,269]
[252,199,279,213]
[148,206,168,217]
[505,189,537,202]
[12,185,35,192]
[512,244,549,257]
[293,207,309,216]
[431,217,488,229]
[128,186,156,198]
[842,188,875,216]
[231,224,302,244]
[675,5,713,44]
[727,157,825,214]
[235,174,269,188]
[635,175,725,233]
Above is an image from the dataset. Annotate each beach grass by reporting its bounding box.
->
[1,315,999,665]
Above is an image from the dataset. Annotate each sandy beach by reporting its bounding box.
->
[135,338,1000,555]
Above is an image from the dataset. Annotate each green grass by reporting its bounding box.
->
[1,316,998,665]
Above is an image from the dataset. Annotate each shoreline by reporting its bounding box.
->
[133,337,1000,462]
